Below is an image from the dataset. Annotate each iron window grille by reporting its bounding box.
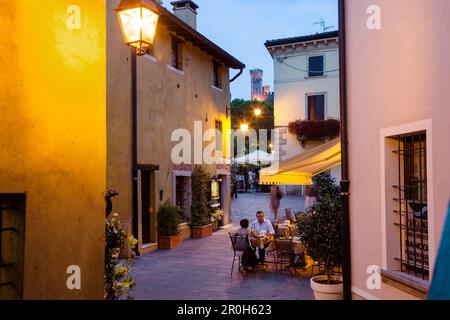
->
[391,132,428,280]
[0,194,25,299]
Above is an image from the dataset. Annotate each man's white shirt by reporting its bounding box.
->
[250,219,275,235]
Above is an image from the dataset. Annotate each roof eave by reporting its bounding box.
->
[154,2,245,70]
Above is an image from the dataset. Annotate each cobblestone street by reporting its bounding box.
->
[129,193,312,300]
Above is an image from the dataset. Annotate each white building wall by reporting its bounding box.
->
[271,42,340,162]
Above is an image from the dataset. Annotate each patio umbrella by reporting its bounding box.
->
[233,150,274,165]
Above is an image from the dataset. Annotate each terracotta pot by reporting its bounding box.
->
[310,276,343,300]
[191,224,213,239]
[159,234,183,249]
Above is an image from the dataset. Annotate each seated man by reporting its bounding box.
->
[250,211,275,263]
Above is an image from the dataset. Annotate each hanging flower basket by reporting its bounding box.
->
[288,119,340,144]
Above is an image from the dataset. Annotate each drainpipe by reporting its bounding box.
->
[131,47,139,241]
[338,0,352,300]
[229,68,243,83]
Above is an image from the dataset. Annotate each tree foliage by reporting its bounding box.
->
[230,98,274,131]
[190,166,211,227]
[298,172,342,284]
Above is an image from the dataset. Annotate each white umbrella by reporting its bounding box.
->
[233,150,274,165]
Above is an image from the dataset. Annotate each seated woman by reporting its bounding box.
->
[236,219,259,271]
[237,219,260,239]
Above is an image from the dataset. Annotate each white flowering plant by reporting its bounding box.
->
[105,213,137,300]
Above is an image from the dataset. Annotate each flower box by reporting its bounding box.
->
[191,224,213,239]
[288,119,340,144]
[159,234,183,250]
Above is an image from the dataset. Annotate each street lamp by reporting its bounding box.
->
[116,0,160,55]
[116,0,160,241]
[240,123,249,133]
[254,108,262,117]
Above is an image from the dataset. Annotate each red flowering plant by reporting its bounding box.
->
[288,119,340,142]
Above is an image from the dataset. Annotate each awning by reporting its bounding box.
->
[260,138,341,185]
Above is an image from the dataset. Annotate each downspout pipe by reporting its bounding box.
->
[338,0,352,300]
[229,68,244,83]
[131,47,139,242]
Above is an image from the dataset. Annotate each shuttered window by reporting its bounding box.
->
[307,95,325,121]
[308,56,324,77]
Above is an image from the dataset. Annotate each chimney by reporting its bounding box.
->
[171,1,199,30]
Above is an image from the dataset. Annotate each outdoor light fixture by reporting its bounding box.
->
[115,0,160,241]
[254,108,262,117]
[116,0,160,55]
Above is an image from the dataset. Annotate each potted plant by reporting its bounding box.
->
[299,172,343,300]
[210,209,224,231]
[157,201,183,249]
[190,166,213,238]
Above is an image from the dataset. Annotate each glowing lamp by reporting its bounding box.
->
[240,123,249,132]
[116,0,160,55]
[254,108,262,117]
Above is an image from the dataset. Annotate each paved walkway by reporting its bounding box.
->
[130,193,313,300]
[231,192,307,223]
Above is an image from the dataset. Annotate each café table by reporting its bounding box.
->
[274,237,306,274]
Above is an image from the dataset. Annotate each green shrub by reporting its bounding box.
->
[157,201,181,237]
[190,166,211,227]
[299,172,342,284]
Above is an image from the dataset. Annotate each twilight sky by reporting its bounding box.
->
[165,0,339,100]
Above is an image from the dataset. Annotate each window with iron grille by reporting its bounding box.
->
[171,37,183,71]
[0,194,26,300]
[391,132,428,279]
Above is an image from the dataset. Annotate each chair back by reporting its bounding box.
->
[276,225,289,238]
[229,232,248,253]
[275,238,293,252]
[285,208,292,220]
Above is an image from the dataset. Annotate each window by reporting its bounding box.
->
[171,37,183,70]
[307,94,325,121]
[145,44,155,57]
[391,132,428,279]
[213,61,222,88]
[215,120,223,152]
[0,194,25,300]
[175,176,191,223]
[308,55,324,77]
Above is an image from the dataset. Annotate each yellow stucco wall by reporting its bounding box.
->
[107,0,233,246]
[0,0,105,299]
